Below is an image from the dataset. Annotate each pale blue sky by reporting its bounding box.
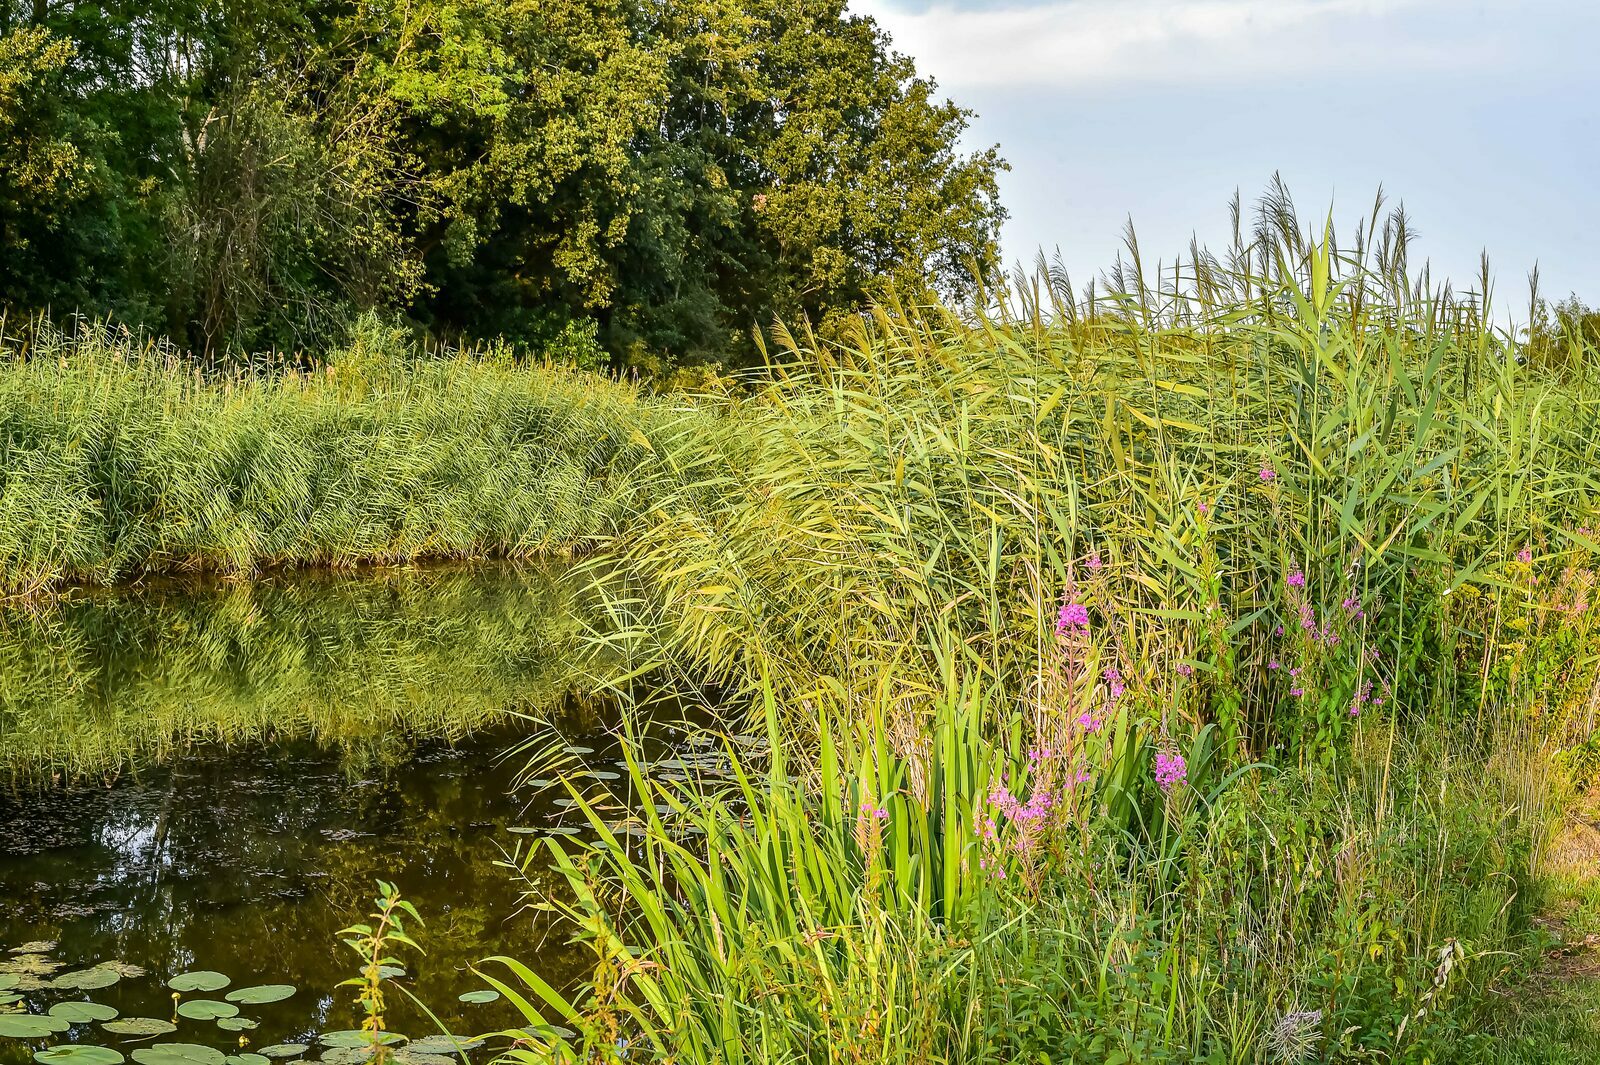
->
[854,0,1599,308]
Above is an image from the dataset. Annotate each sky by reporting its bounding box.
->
[851,0,1600,309]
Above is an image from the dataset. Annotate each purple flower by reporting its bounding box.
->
[1268,659,1281,670]
[1154,751,1188,792]
[1197,502,1210,516]
[1260,466,1277,482]
[1057,602,1090,633]
[1086,553,1103,571]
[1287,570,1306,587]
[1517,547,1533,565]
[1175,662,1194,677]
[1290,686,1304,697]
[1077,711,1104,734]
[1102,665,1126,701]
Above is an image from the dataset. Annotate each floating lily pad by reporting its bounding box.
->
[0,1014,72,1038]
[53,968,121,991]
[224,986,294,1006]
[318,1050,369,1065]
[393,1053,454,1065]
[0,956,64,977]
[215,1018,258,1032]
[102,1019,178,1038]
[168,973,229,994]
[226,1055,268,1065]
[35,1046,125,1065]
[255,1047,307,1059]
[0,992,22,1006]
[0,974,18,991]
[49,1001,120,1023]
[318,1031,404,1049]
[404,1037,482,1056]
[455,990,498,1005]
[563,745,594,756]
[94,963,147,979]
[176,1001,237,1021]
[10,942,56,955]
[130,1044,226,1065]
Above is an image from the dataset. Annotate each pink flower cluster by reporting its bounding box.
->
[1260,465,1277,482]
[1057,602,1090,634]
[1154,751,1188,792]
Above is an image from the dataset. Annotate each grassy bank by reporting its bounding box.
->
[490,213,1600,1061]
[0,317,744,595]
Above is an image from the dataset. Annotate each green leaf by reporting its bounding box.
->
[102,1019,179,1037]
[175,1001,237,1021]
[35,1047,126,1065]
[0,1015,72,1038]
[49,1001,120,1023]
[254,1047,307,1059]
[130,1045,226,1065]
[455,990,498,1005]
[53,968,121,991]
[223,986,294,1006]
[167,973,229,993]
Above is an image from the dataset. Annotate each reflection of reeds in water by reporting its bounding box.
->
[0,563,612,780]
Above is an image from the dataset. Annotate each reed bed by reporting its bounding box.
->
[0,318,747,595]
[503,200,1600,1061]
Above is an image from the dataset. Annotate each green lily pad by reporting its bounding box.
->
[318,1032,404,1049]
[49,1001,120,1023]
[102,1019,178,1037]
[255,1047,308,1059]
[10,942,56,955]
[167,972,229,993]
[392,1053,454,1065]
[226,1055,269,1065]
[318,1051,370,1065]
[0,992,22,1006]
[130,1044,226,1065]
[404,1037,482,1056]
[0,956,64,977]
[53,968,121,991]
[216,1018,258,1032]
[0,974,19,991]
[176,1000,237,1021]
[94,963,147,979]
[0,1014,72,1038]
[223,986,294,1006]
[455,990,498,1005]
[35,1047,126,1065]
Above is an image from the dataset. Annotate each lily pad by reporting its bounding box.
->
[102,1019,178,1038]
[10,942,56,955]
[167,973,229,994]
[226,1055,269,1065]
[455,990,498,1005]
[0,992,22,1006]
[0,956,64,977]
[0,974,19,991]
[404,1037,482,1056]
[94,963,147,979]
[216,1018,258,1032]
[35,1047,126,1065]
[0,1014,72,1038]
[49,1001,120,1023]
[176,1000,237,1021]
[224,986,294,1006]
[255,1047,308,1059]
[393,1053,454,1065]
[130,1044,226,1065]
[53,968,121,991]
[318,1032,404,1049]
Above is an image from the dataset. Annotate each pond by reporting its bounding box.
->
[0,565,717,1065]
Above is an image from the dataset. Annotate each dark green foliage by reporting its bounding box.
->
[0,0,1005,367]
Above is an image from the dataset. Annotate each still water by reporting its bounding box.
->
[0,565,706,1065]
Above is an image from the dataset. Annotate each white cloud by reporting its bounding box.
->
[852,0,1511,90]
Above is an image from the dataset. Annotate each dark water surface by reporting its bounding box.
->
[0,565,702,1065]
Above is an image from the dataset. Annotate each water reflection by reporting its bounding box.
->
[0,564,680,1064]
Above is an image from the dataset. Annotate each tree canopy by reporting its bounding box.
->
[0,0,1007,368]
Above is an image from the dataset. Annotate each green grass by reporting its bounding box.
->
[0,315,747,595]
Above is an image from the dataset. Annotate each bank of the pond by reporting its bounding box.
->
[0,325,749,597]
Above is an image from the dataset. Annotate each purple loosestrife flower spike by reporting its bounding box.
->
[1260,465,1277,482]
[1154,752,1187,792]
[1057,602,1090,633]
